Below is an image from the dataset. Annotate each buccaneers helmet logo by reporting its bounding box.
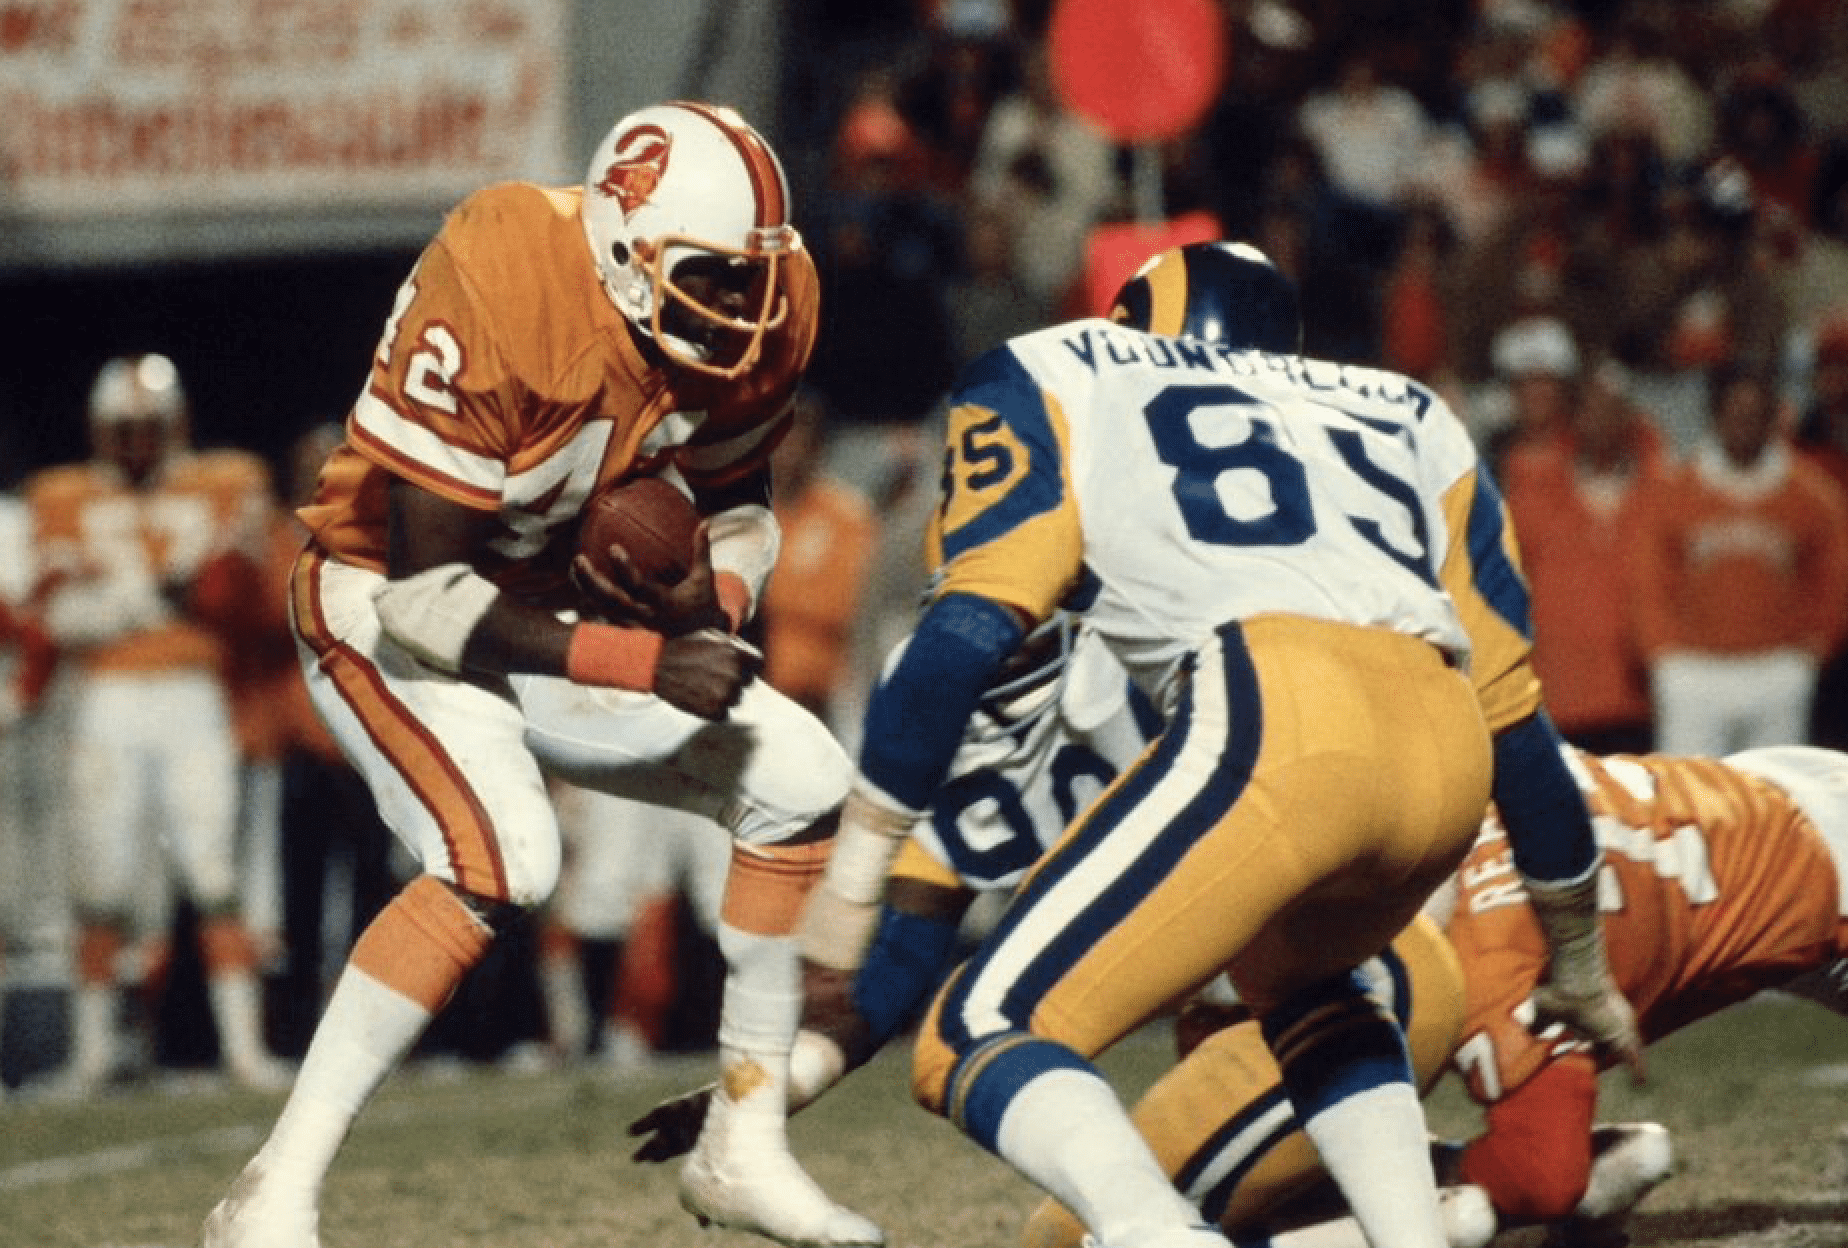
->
[594,124,672,217]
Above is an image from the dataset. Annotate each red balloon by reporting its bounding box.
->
[1048,0,1228,143]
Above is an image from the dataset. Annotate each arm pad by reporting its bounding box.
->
[1493,709,1597,885]
[371,562,500,674]
[860,592,1026,811]
[705,503,780,622]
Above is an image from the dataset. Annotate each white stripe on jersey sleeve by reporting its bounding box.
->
[354,387,506,496]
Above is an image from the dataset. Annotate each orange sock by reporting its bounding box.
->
[198,915,260,977]
[719,839,831,938]
[350,876,493,1013]
[76,923,125,988]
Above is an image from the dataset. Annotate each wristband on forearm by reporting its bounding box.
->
[715,570,752,632]
[565,622,663,691]
[1524,867,1611,993]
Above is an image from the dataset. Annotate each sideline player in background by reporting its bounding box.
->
[789,241,1636,1248]
[204,101,878,1248]
[26,354,286,1096]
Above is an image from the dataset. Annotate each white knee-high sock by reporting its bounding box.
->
[996,1066,1207,1248]
[1297,1081,1446,1248]
[250,967,431,1196]
[702,921,800,1145]
[1267,976,1448,1248]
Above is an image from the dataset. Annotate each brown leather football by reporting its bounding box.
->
[577,476,700,584]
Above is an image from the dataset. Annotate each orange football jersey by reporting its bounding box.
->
[297,181,821,605]
[1449,749,1847,1105]
[762,478,878,707]
[27,449,272,675]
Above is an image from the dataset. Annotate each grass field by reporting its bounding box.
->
[4,993,1848,1248]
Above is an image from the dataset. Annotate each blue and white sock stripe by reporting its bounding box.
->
[945,1033,1100,1149]
[1262,972,1411,1121]
[936,624,1264,1052]
[1180,1085,1300,1225]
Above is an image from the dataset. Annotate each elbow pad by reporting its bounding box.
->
[371,563,500,674]
[705,504,780,619]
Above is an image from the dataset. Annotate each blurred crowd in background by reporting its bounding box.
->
[2,0,1847,1095]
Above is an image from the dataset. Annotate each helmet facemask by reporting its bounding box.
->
[636,229,796,379]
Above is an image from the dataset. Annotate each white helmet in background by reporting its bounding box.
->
[581,101,801,379]
[88,352,188,484]
[89,352,186,429]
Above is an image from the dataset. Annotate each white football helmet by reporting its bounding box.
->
[87,353,187,484]
[582,101,801,379]
[89,352,186,428]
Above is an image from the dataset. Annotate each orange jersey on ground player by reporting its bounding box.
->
[1449,746,1848,1219]
[296,181,821,604]
[27,449,272,674]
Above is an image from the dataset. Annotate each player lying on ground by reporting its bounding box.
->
[1016,743,1848,1248]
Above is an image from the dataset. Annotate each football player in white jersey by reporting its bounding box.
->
[626,612,1163,1148]
[27,354,287,1096]
[785,242,1635,1248]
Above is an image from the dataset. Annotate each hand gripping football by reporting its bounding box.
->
[577,476,701,584]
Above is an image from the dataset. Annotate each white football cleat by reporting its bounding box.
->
[1579,1122,1673,1218]
[679,1139,885,1248]
[201,1163,322,1248]
[1439,1184,1498,1248]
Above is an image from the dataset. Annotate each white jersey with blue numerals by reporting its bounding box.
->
[927,319,1528,718]
[910,624,1158,892]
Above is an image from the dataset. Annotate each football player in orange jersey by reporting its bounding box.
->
[758,389,880,731]
[24,353,288,1097]
[1007,742,1848,1248]
[203,101,881,1248]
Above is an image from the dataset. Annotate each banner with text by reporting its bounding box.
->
[1,0,570,218]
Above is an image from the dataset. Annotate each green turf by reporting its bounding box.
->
[3,994,1846,1248]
